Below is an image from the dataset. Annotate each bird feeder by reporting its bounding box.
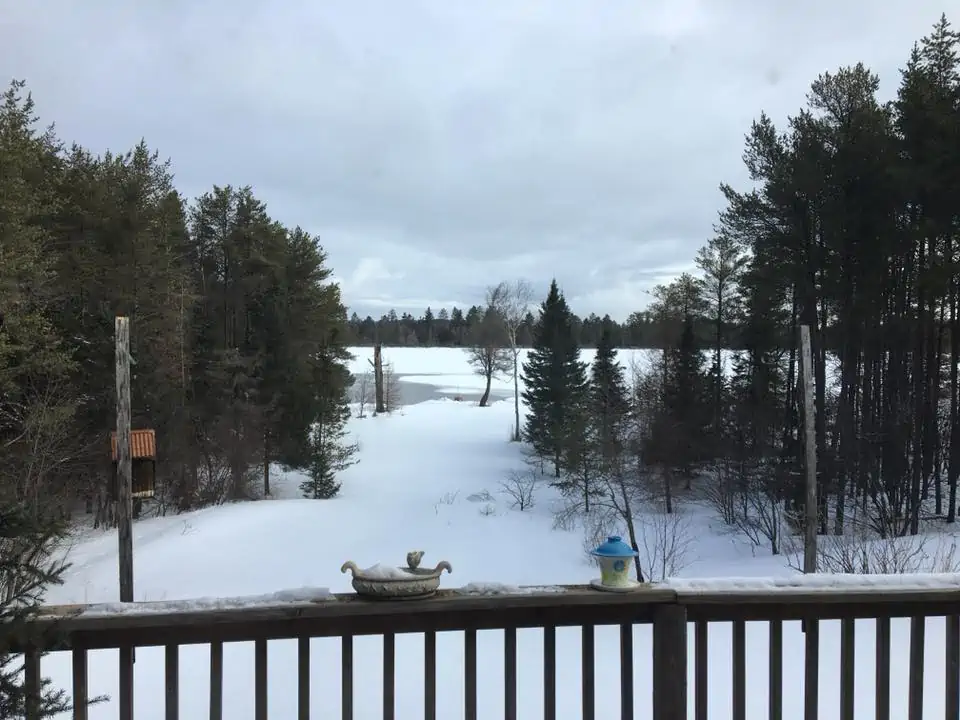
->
[110,429,156,500]
[589,535,640,592]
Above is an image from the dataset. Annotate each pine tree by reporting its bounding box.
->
[657,314,707,479]
[0,508,71,718]
[521,280,588,477]
[559,321,631,511]
[300,354,357,499]
[590,321,631,465]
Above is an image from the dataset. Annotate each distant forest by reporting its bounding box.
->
[1,82,357,522]
[345,305,915,350]
[347,306,666,349]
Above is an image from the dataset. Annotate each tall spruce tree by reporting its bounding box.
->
[590,321,631,465]
[297,268,356,501]
[521,280,589,477]
[555,320,632,512]
[301,351,358,499]
[656,313,707,479]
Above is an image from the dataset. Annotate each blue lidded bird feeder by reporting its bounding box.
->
[589,535,640,592]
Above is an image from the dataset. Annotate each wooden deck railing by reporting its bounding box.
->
[8,578,960,720]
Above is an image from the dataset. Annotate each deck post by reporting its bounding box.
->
[652,603,687,720]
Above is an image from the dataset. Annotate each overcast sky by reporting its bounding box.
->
[2,1,949,320]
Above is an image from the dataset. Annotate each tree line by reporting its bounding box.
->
[347,304,770,350]
[1,81,358,518]
[1,80,358,715]
[512,17,960,580]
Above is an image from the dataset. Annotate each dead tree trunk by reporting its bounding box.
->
[370,344,386,415]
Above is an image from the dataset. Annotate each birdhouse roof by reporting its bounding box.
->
[110,429,156,461]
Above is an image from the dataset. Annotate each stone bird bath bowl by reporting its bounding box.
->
[341,551,452,600]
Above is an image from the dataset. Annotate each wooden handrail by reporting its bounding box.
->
[25,581,960,646]
[6,580,960,720]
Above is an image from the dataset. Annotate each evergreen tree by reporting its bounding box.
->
[0,81,81,516]
[654,314,708,479]
[300,352,358,499]
[694,231,747,449]
[521,280,588,477]
[590,321,631,465]
[557,321,632,512]
[0,508,73,718]
[262,229,353,482]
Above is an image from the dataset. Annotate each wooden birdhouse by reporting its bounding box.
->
[110,429,156,500]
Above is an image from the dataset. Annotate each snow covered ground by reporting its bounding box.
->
[36,347,956,719]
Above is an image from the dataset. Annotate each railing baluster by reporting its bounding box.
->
[875,616,890,720]
[732,620,745,720]
[342,635,354,720]
[72,648,88,720]
[768,620,783,720]
[119,645,134,720]
[582,624,595,720]
[840,619,855,720]
[947,614,959,720]
[424,631,437,720]
[694,620,708,720]
[19,584,960,720]
[165,644,179,720]
[652,604,687,720]
[254,639,268,720]
[24,647,40,720]
[464,629,477,720]
[543,625,556,720]
[803,618,819,720]
[504,627,517,719]
[297,636,310,720]
[209,641,223,720]
[908,616,925,720]
[619,623,634,720]
[383,632,395,720]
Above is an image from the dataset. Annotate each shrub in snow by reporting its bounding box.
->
[500,469,537,511]
[790,528,960,575]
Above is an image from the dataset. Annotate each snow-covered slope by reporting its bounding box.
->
[36,348,953,719]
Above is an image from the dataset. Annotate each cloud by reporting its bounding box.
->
[1,0,946,320]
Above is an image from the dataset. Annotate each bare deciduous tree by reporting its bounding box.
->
[555,456,648,581]
[354,371,373,418]
[732,466,786,555]
[636,505,694,582]
[0,378,78,516]
[382,359,401,414]
[465,306,512,407]
[565,484,692,584]
[789,521,960,574]
[702,458,739,526]
[488,280,535,438]
[500,468,537,510]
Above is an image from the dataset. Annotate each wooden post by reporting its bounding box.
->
[652,603,688,720]
[115,317,134,601]
[799,324,817,574]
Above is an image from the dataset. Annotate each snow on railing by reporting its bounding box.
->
[36,571,960,620]
[664,572,960,594]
